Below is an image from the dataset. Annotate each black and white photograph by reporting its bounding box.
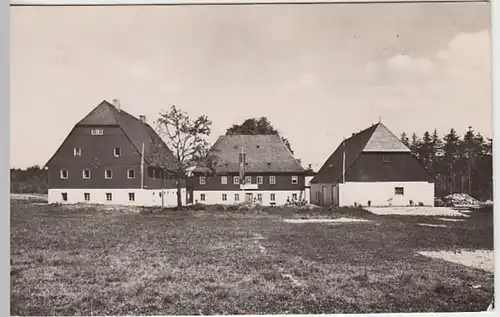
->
[9,0,494,315]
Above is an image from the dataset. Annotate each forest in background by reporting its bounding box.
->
[400,126,493,200]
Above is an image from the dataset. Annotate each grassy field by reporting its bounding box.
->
[10,201,494,315]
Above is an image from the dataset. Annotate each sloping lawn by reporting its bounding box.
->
[10,201,493,315]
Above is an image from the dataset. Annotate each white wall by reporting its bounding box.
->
[193,190,304,206]
[48,188,186,207]
[338,182,434,207]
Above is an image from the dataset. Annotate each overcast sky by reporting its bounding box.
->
[10,2,492,169]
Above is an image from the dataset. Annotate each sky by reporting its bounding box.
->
[10,2,492,169]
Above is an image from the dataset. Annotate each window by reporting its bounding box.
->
[233,176,240,184]
[257,193,262,202]
[200,176,206,185]
[221,176,228,184]
[395,187,404,195]
[127,169,135,179]
[222,193,227,201]
[74,148,81,156]
[91,128,103,135]
[129,193,135,201]
[200,193,206,201]
[82,169,91,179]
[291,176,298,184]
[106,193,112,201]
[84,193,90,201]
[60,169,68,179]
[245,176,252,184]
[383,155,391,163]
[257,176,263,184]
[152,169,158,179]
[270,193,276,201]
[292,193,298,200]
[234,193,239,201]
[269,176,276,185]
[105,170,113,179]
[61,193,68,201]
[114,148,121,157]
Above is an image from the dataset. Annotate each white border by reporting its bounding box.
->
[6,1,497,316]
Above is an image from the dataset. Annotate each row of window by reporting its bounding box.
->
[74,147,121,157]
[60,169,135,179]
[198,192,298,202]
[199,175,299,185]
[61,192,135,202]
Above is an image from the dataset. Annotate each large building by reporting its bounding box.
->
[189,134,310,206]
[45,100,184,206]
[310,122,434,207]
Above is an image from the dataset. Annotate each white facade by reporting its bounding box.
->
[48,188,187,207]
[339,181,434,207]
[193,190,304,206]
[310,181,434,207]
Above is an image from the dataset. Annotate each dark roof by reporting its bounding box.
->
[46,100,179,169]
[311,122,413,184]
[194,134,305,173]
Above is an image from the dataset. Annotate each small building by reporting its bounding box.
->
[189,134,308,206]
[45,100,184,206]
[310,122,434,207]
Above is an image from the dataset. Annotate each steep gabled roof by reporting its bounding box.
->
[195,134,305,173]
[46,100,179,169]
[310,122,411,184]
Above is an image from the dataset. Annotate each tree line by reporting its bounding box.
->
[400,127,492,200]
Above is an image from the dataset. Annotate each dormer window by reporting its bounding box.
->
[74,148,81,156]
[91,128,103,136]
[114,148,121,157]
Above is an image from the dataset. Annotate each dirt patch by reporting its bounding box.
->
[438,218,465,222]
[366,207,470,218]
[417,223,448,228]
[418,250,494,273]
[284,217,373,224]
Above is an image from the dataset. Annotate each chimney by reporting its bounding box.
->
[112,99,121,112]
[139,115,146,123]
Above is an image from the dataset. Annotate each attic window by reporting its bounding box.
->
[382,155,391,163]
[91,128,103,136]
[60,169,68,179]
[114,148,121,157]
[105,169,113,179]
[74,148,81,156]
[82,169,91,179]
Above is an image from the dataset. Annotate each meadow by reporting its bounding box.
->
[10,200,494,315]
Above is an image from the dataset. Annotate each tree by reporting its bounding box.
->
[225,117,294,154]
[419,131,433,168]
[410,133,421,155]
[400,132,410,147]
[443,128,461,193]
[154,105,215,210]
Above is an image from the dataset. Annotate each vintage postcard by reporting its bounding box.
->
[10,1,493,315]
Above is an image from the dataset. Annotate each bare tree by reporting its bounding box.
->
[153,105,215,210]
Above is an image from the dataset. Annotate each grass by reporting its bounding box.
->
[10,201,494,315]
